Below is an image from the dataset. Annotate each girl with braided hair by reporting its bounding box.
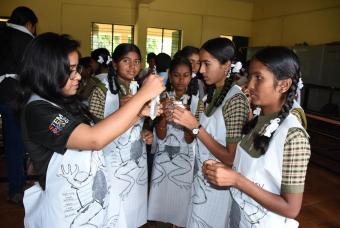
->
[148,57,199,227]
[88,48,114,120]
[108,43,159,228]
[203,46,310,228]
[172,37,250,227]
[88,44,160,227]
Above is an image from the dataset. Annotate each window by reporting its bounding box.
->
[220,35,233,41]
[146,28,181,57]
[91,23,134,53]
[0,17,9,29]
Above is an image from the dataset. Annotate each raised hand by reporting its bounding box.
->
[138,74,165,101]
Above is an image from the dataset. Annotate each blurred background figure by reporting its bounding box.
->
[0,6,38,205]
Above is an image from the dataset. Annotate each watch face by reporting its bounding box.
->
[192,128,199,135]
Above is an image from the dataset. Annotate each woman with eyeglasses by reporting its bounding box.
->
[17,33,164,228]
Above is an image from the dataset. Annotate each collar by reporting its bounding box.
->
[6,23,34,38]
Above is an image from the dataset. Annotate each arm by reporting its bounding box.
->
[203,128,310,219]
[172,94,249,165]
[67,74,165,150]
[203,161,302,218]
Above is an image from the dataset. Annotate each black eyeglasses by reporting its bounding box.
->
[69,65,83,80]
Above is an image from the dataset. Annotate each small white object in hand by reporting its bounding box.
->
[149,96,160,120]
[263,118,280,137]
[97,56,104,64]
[192,72,197,78]
[129,80,139,95]
[253,107,261,116]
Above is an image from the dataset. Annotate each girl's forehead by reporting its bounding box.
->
[122,51,140,59]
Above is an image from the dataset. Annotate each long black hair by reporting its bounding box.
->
[201,37,236,108]
[242,46,301,154]
[109,43,142,94]
[18,32,93,122]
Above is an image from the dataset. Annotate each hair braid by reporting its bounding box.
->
[254,74,299,154]
[214,75,234,107]
[107,66,120,95]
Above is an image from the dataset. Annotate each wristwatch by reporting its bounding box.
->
[192,124,202,136]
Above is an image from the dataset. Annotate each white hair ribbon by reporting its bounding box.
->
[106,56,112,65]
[298,78,304,89]
[97,56,104,64]
[181,94,190,105]
[129,80,139,95]
[263,118,280,137]
[253,107,261,116]
[231,61,243,73]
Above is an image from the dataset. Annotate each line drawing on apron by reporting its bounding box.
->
[113,124,147,200]
[230,184,268,227]
[57,152,118,228]
[151,132,192,189]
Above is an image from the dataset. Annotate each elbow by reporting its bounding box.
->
[90,138,105,151]
[285,208,301,219]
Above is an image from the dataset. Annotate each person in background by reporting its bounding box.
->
[203,47,310,228]
[77,56,96,104]
[155,53,172,85]
[88,48,113,120]
[18,32,164,228]
[0,6,38,205]
[180,45,206,100]
[137,52,156,85]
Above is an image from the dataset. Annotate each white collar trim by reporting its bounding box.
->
[6,23,34,38]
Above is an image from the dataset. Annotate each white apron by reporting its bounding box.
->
[23,96,126,228]
[148,95,199,227]
[229,114,305,228]
[187,85,242,228]
[99,79,147,228]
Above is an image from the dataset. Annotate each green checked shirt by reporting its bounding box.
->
[240,113,311,193]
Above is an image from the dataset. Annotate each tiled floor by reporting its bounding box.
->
[0,163,339,227]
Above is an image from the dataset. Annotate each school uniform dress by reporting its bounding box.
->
[148,94,199,227]
[187,85,249,228]
[229,113,310,228]
[22,95,125,228]
[89,76,148,227]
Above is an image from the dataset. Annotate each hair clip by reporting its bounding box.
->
[263,118,280,137]
[97,56,104,64]
[231,61,242,73]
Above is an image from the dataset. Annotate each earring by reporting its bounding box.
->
[225,69,231,78]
